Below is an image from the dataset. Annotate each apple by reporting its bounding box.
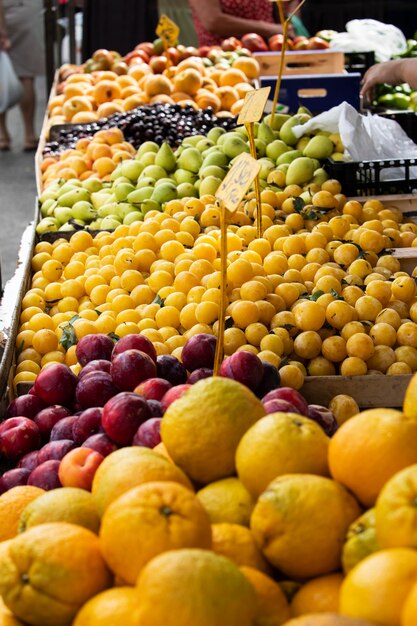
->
[112,334,157,363]
[33,363,77,407]
[133,418,162,448]
[165,47,181,65]
[262,387,309,416]
[28,460,62,490]
[134,41,155,57]
[306,36,330,50]
[76,371,118,409]
[73,407,103,445]
[0,418,41,461]
[50,416,79,442]
[315,29,338,43]
[221,37,242,52]
[110,350,157,392]
[240,33,268,53]
[0,468,30,492]
[161,384,191,413]
[125,50,149,65]
[5,394,46,419]
[76,334,114,366]
[17,450,40,472]
[198,45,211,57]
[78,359,112,379]
[34,405,72,441]
[92,48,114,68]
[102,392,151,445]
[293,36,309,50]
[268,34,285,51]
[134,378,172,402]
[59,447,104,490]
[37,440,76,464]
[82,433,118,457]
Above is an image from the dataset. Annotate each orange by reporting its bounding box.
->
[328,408,417,507]
[197,477,255,526]
[240,565,290,626]
[342,509,379,573]
[211,523,271,574]
[91,447,193,516]
[161,377,265,484]
[250,474,361,579]
[100,481,211,584]
[290,573,344,617]
[0,522,111,626]
[282,616,378,625]
[72,587,140,626]
[236,412,329,498]
[0,486,44,542]
[375,463,417,549]
[340,548,417,625]
[135,548,257,626]
[19,487,100,534]
[402,579,417,626]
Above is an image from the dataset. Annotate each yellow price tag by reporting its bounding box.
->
[237,87,271,125]
[156,14,180,48]
[216,153,261,214]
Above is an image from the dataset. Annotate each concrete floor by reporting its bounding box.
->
[0,77,46,286]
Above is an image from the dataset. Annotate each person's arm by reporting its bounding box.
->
[188,0,284,40]
[361,58,417,101]
[0,0,10,51]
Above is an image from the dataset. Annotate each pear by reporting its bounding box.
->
[97,203,120,218]
[89,219,102,230]
[71,201,96,222]
[277,163,290,174]
[300,190,313,204]
[39,188,60,203]
[266,140,290,161]
[174,169,197,185]
[279,114,310,146]
[297,106,313,117]
[53,206,73,225]
[296,136,311,152]
[91,191,114,210]
[123,211,144,225]
[312,168,329,185]
[154,143,177,173]
[114,182,135,202]
[151,182,178,204]
[36,217,59,235]
[142,199,161,214]
[40,198,57,217]
[136,177,156,189]
[217,132,241,147]
[178,147,203,173]
[277,150,303,165]
[329,132,344,153]
[59,181,80,194]
[200,165,226,180]
[117,203,136,219]
[101,216,122,230]
[330,153,345,162]
[155,177,176,187]
[183,134,207,147]
[285,157,316,186]
[127,187,155,204]
[199,176,222,196]
[58,223,76,232]
[118,159,144,181]
[81,178,103,193]
[177,182,198,198]
[196,138,215,152]
[267,169,286,187]
[202,151,229,168]
[257,121,275,144]
[57,188,90,207]
[254,139,267,158]
[303,135,334,160]
[222,135,250,159]
[136,141,159,158]
[207,127,226,143]
[263,113,291,131]
[140,152,156,166]
[258,158,276,180]
[142,164,167,180]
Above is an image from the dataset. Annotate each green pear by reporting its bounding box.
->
[201,146,221,157]
[59,182,80,194]
[303,135,334,159]
[279,114,310,146]
[297,106,313,117]
[91,190,114,210]
[155,177,176,187]
[222,135,250,159]
[254,139,267,158]
[101,216,122,230]
[136,177,156,189]
[155,143,177,173]
[136,141,159,158]
[277,150,303,165]
[123,211,144,225]
[127,187,155,204]
[277,163,290,174]
[89,219,102,230]
[217,132,240,147]
[263,113,291,131]
[117,159,144,181]
[139,152,156,166]
[296,136,311,152]
[142,199,161,214]
[36,217,59,234]
[300,190,313,204]
[330,152,345,162]
[97,203,120,218]
[258,158,276,180]
[81,178,103,193]
[196,138,215,152]
[114,182,135,202]
[117,203,136,219]
[151,182,178,204]
[266,140,290,161]
[177,182,198,198]
[178,147,203,173]
[285,157,316,186]
[199,176,222,196]
[71,201,96,222]
[200,165,226,180]
[207,127,226,143]
[58,223,76,232]
[39,188,60,203]
[312,168,329,185]
[183,134,207,147]
[235,126,248,139]
[53,206,73,225]
[202,151,229,168]
[174,169,197,185]
[257,121,275,144]
[142,165,167,180]
[40,198,57,217]
[57,188,90,208]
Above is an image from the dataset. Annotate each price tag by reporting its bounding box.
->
[216,153,261,214]
[237,87,271,125]
[156,14,180,48]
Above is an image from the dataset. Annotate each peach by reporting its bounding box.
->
[93,80,122,104]
[144,74,173,98]
[66,73,94,85]
[97,101,124,118]
[79,170,95,181]
[58,447,104,491]
[40,157,58,173]
[65,156,89,176]
[121,85,140,99]
[128,64,152,81]
[195,90,221,113]
[63,83,88,99]
[93,157,117,176]
[171,91,192,103]
[47,94,65,113]
[235,82,254,99]
[123,94,148,110]
[232,56,260,80]
[173,68,202,96]
[62,96,94,122]
[92,70,118,83]
[86,142,112,160]
[72,111,99,124]
[117,75,137,88]
[99,128,124,145]
[219,68,248,87]
[53,167,78,180]
[207,69,223,86]
[215,86,240,111]
[177,99,199,110]
[112,150,133,163]
[76,137,92,151]
[149,94,175,105]
[50,105,63,117]
[201,77,218,92]
[177,57,205,72]
[230,98,245,115]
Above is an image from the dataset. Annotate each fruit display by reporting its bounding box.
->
[373,83,417,112]
[220,32,333,54]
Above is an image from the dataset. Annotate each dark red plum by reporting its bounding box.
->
[0,468,30,492]
[160,384,191,412]
[263,399,301,415]
[188,368,213,384]
[307,404,338,437]
[76,334,115,366]
[0,418,41,461]
[37,440,76,464]
[32,363,77,406]
[50,416,79,441]
[78,360,112,379]
[147,399,163,417]
[110,350,157,391]
[34,405,72,441]
[156,354,187,385]
[28,460,62,490]
[112,334,157,363]
[72,407,103,445]
[133,418,162,448]
[17,450,40,472]
[5,394,46,419]
[220,351,264,392]
[262,387,309,416]
[81,433,118,457]
[256,361,281,398]
[181,334,217,372]
[75,371,118,409]
[134,378,172,401]
[102,392,151,445]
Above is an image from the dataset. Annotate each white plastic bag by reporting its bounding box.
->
[0,51,23,113]
[329,19,407,62]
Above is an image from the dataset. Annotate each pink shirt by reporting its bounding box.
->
[191,0,275,46]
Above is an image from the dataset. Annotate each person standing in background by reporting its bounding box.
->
[158,0,198,48]
[0,0,44,151]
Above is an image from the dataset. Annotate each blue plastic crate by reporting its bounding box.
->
[260,73,361,114]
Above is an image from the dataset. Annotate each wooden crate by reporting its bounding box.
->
[254,50,345,77]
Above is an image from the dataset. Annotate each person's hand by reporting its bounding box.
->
[360,59,403,102]
[0,33,10,51]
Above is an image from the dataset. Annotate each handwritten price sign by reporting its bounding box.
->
[156,15,180,48]
[237,87,271,125]
[216,153,261,213]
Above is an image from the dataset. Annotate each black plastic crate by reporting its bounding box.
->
[324,111,417,196]
[344,51,375,77]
